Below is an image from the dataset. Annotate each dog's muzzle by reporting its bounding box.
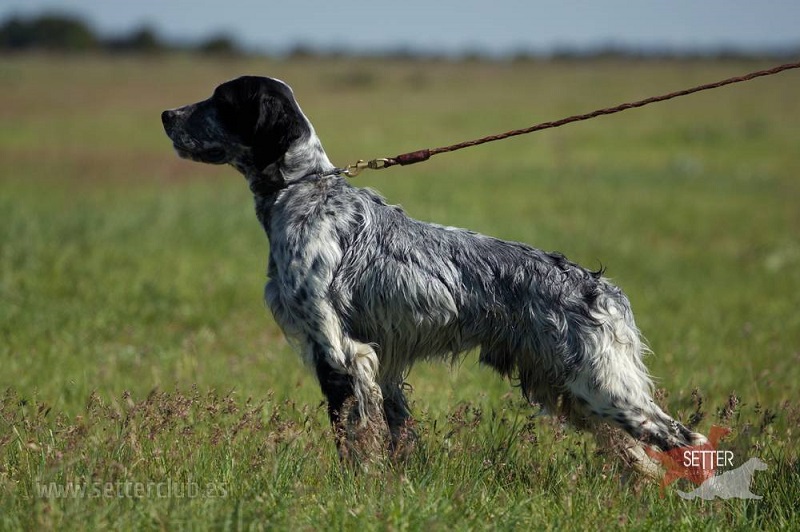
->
[161,109,227,164]
[161,109,184,138]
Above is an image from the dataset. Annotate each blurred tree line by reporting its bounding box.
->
[0,13,241,55]
[2,12,796,60]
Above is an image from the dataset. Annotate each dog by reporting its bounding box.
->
[162,75,707,472]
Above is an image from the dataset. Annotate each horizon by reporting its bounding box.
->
[2,1,799,57]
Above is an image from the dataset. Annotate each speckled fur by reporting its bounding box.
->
[162,76,707,468]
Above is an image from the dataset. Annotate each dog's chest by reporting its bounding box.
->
[262,190,347,329]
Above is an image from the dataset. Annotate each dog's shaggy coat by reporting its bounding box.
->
[162,76,707,469]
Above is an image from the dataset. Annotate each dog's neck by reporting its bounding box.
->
[246,128,337,197]
[281,128,337,182]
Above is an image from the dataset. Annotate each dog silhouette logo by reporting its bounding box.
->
[676,457,767,500]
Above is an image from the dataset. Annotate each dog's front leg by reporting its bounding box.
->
[310,341,389,467]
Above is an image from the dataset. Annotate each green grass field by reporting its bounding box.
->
[1,54,799,529]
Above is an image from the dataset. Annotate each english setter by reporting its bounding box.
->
[161,76,707,473]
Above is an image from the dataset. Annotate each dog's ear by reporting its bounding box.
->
[214,77,307,170]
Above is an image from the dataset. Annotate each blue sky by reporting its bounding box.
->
[2,0,799,55]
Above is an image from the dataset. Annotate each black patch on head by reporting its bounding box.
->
[212,76,309,170]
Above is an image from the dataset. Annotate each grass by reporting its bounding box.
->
[1,53,799,529]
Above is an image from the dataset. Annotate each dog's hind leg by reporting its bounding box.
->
[381,382,417,460]
[565,293,707,475]
[568,370,700,478]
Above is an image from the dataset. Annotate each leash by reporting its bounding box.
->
[339,60,800,178]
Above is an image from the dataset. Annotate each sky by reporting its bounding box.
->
[2,0,799,56]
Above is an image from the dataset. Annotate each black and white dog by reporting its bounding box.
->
[162,76,706,471]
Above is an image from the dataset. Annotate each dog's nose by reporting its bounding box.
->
[161,110,174,128]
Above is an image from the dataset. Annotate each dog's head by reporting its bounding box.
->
[162,76,311,180]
